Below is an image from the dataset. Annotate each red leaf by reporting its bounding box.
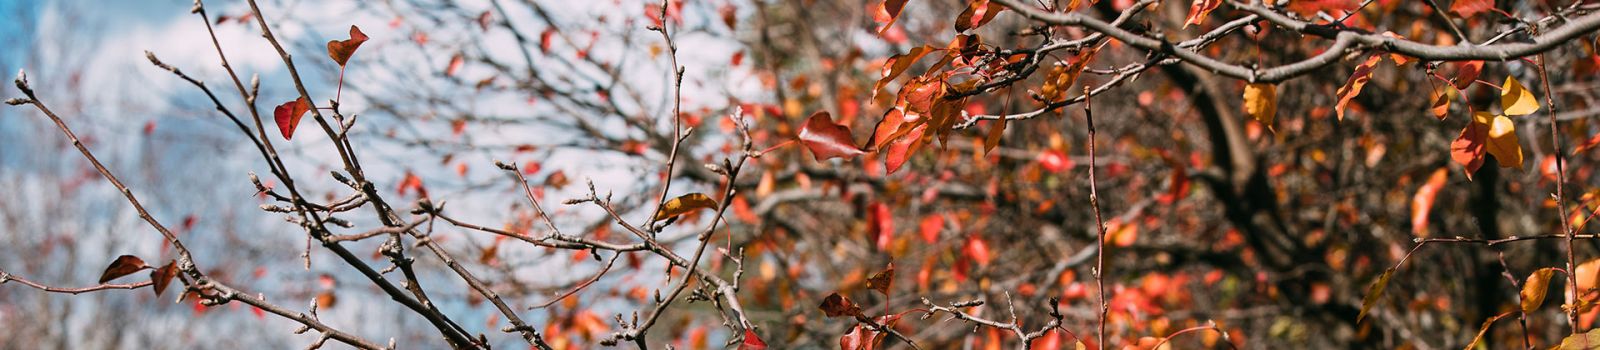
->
[397,171,425,196]
[1451,0,1493,18]
[964,235,991,267]
[326,25,369,66]
[1451,117,1489,179]
[874,0,911,35]
[740,329,768,350]
[1335,55,1383,121]
[869,202,893,250]
[1411,168,1449,236]
[1574,132,1600,155]
[273,97,311,140]
[1454,61,1483,90]
[799,111,866,161]
[99,255,149,284]
[150,261,178,297]
[445,53,464,77]
[1037,149,1073,173]
[918,214,943,243]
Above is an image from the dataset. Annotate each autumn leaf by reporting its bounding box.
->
[1242,83,1277,127]
[867,263,895,296]
[1522,267,1556,312]
[875,0,911,35]
[919,214,943,243]
[1451,0,1493,18]
[445,53,465,77]
[1184,0,1223,28]
[273,97,311,140]
[1500,75,1540,116]
[653,193,719,221]
[799,111,866,161]
[819,292,863,318]
[1357,268,1394,323]
[326,25,369,67]
[1410,168,1447,236]
[1040,48,1099,103]
[965,235,991,267]
[98,255,149,284]
[1559,328,1600,350]
[150,261,178,297]
[1453,60,1483,90]
[740,329,768,350]
[1575,132,1600,155]
[1486,114,1524,169]
[1335,55,1383,121]
[1430,87,1451,120]
[955,0,1003,32]
[1451,113,1490,178]
[869,202,893,250]
[1464,312,1513,350]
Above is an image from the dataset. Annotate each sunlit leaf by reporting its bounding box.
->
[653,193,719,221]
[1500,75,1540,116]
[326,25,369,66]
[1184,0,1223,28]
[1522,267,1556,312]
[1430,87,1451,120]
[799,111,866,161]
[1335,55,1383,121]
[1451,0,1493,18]
[955,0,1003,32]
[1454,61,1483,90]
[99,255,149,284]
[1242,83,1277,127]
[740,329,768,350]
[1486,114,1524,169]
[1451,113,1490,179]
[1357,268,1394,323]
[273,97,311,140]
[1559,328,1600,349]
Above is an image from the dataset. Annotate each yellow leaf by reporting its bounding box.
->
[653,193,719,221]
[1559,328,1600,350]
[1521,267,1555,312]
[1357,268,1394,323]
[1500,75,1540,116]
[1243,83,1277,127]
[1485,114,1524,169]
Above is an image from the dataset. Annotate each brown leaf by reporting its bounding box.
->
[273,97,311,140]
[326,25,369,66]
[150,261,178,297]
[653,193,719,222]
[799,111,866,161]
[1522,267,1556,312]
[316,291,338,309]
[1335,55,1383,121]
[1242,83,1277,127]
[867,263,895,296]
[1357,268,1394,323]
[1464,312,1513,350]
[99,255,149,284]
[819,292,863,318]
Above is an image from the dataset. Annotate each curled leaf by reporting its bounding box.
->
[867,263,895,296]
[1522,267,1556,312]
[819,292,863,318]
[150,261,178,297]
[799,111,866,161]
[99,255,149,284]
[1357,268,1394,323]
[654,193,719,221]
[1465,312,1513,350]
[1335,55,1383,121]
[1500,75,1540,116]
[1184,0,1223,28]
[1410,168,1448,236]
[273,97,311,140]
[1453,61,1483,90]
[1430,87,1451,120]
[1242,83,1277,127]
[326,25,369,66]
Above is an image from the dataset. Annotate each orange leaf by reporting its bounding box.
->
[1453,60,1483,91]
[445,53,464,77]
[99,255,149,284]
[919,214,943,243]
[798,111,866,161]
[1184,0,1223,28]
[1450,114,1489,179]
[965,235,991,266]
[1335,55,1383,121]
[1522,267,1556,312]
[273,97,311,140]
[326,25,369,66]
[653,193,719,222]
[1410,168,1448,236]
[1451,0,1493,18]
[955,0,1003,32]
